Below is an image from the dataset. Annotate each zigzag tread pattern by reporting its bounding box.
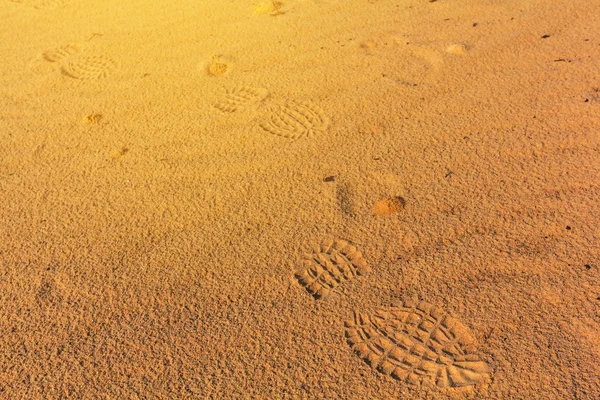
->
[260,101,329,139]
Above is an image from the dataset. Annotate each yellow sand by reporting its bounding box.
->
[1,0,599,398]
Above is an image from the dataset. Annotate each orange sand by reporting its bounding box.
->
[1,0,599,398]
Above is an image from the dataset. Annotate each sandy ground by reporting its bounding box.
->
[1,0,599,398]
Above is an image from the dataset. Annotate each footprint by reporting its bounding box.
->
[62,55,119,79]
[214,86,269,112]
[336,182,356,218]
[43,43,84,62]
[373,196,406,216]
[253,0,284,15]
[28,42,84,75]
[295,239,371,299]
[345,300,490,389]
[206,55,231,77]
[260,101,329,139]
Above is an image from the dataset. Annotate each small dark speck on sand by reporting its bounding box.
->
[324,176,335,182]
[542,34,551,39]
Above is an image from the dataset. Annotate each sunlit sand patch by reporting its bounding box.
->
[373,196,406,216]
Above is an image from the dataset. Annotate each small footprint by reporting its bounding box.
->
[260,101,330,139]
[253,0,284,15]
[214,86,269,112]
[206,55,231,77]
[31,0,73,9]
[295,239,371,299]
[373,196,406,216]
[361,32,444,83]
[111,146,129,159]
[446,44,469,55]
[345,300,490,389]
[62,55,119,79]
[83,113,102,124]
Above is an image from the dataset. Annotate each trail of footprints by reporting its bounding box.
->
[212,81,488,390]
[16,16,487,393]
[291,239,490,390]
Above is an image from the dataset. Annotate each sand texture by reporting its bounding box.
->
[1,0,599,398]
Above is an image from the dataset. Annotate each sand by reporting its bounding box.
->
[1,0,599,398]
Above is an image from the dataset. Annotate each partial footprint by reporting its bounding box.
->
[295,239,371,299]
[29,43,84,75]
[43,43,84,62]
[215,86,269,112]
[62,55,119,79]
[361,32,444,84]
[260,101,329,139]
[32,0,73,9]
[345,300,490,389]
[253,0,284,15]
[28,42,84,76]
